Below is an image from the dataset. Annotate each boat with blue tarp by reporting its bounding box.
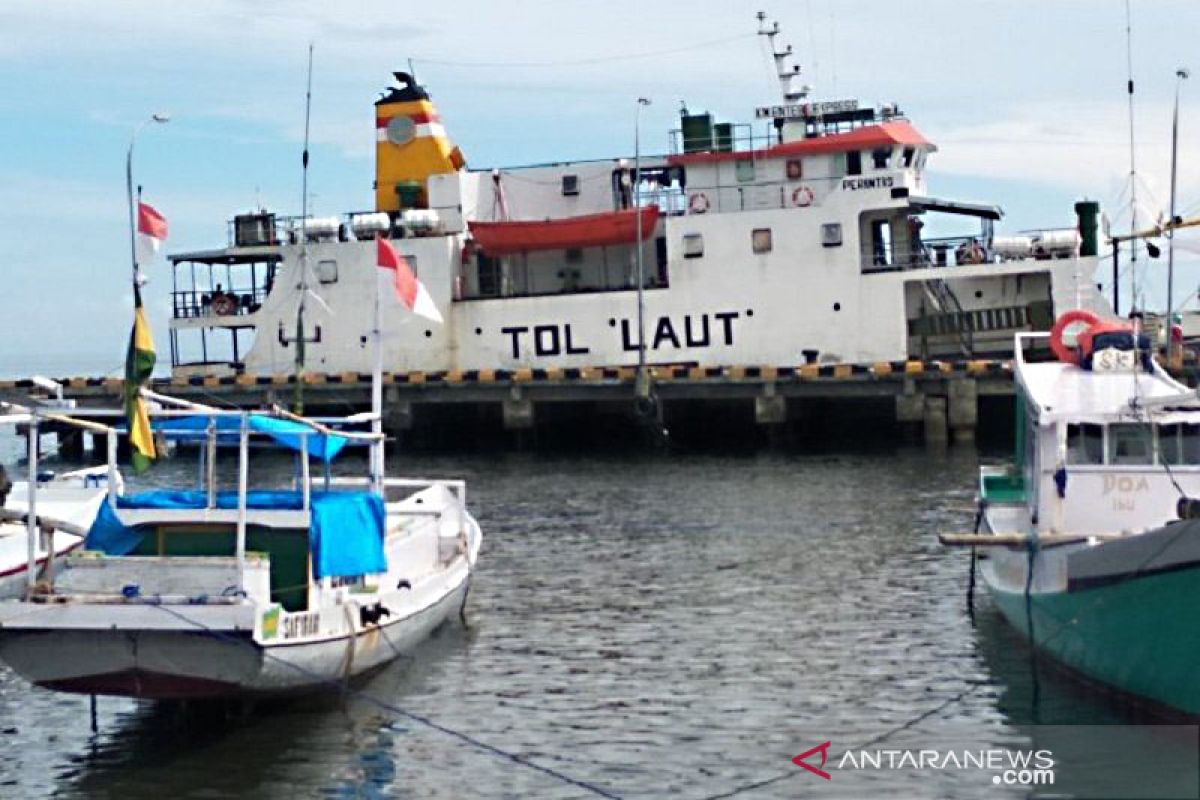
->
[0,398,482,699]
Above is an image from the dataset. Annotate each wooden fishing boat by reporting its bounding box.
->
[945,310,1200,713]
[0,399,482,699]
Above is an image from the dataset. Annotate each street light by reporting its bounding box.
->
[1167,68,1188,362]
[126,113,170,287]
[634,97,651,380]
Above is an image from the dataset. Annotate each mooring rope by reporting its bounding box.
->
[139,601,624,799]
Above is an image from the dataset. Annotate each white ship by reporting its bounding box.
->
[166,18,1108,380]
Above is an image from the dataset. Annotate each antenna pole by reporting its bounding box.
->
[294,42,314,413]
[1167,67,1189,363]
[1124,0,1138,313]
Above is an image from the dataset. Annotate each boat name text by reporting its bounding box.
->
[842,176,894,191]
[282,611,320,639]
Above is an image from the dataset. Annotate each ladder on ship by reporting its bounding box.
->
[922,279,975,358]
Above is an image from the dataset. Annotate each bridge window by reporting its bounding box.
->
[846,151,862,176]
[1107,423,1154,465]
[1159,423,1200,464]
[902,147,916,168]
[1066,423,1104,465]
[735,159,756,183]
[871,147,892,169]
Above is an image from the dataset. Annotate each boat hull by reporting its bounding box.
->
[0,581,467,699]
[986,563,1200,714]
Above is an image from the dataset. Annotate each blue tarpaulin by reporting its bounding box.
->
[84,490,387,579]
[150,415,351,462]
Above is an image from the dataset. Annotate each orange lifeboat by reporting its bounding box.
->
[468,207,660,256]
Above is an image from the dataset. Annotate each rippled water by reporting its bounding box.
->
[0,446,1192,798]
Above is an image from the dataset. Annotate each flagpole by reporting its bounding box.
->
[371,248,384,495]
[126,114,169,289]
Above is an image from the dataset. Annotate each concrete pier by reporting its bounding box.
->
[0,359,1005,451]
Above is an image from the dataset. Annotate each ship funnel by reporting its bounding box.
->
[374,71,465,212]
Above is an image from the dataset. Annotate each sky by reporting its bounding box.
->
[1,0,1198,377]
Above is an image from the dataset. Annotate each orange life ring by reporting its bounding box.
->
[688,193,710,214]
[1049,309,1101,365]
[211,293,237,316]
[791,186,815,207]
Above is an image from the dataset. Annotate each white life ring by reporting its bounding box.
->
[791,186,815,208]
[688,193,710,214]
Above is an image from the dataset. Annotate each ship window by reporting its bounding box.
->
[477,253,501,297]
[1107,423,1155,465]
[871,147,892,169]
[683,233,704,258]
[752,228,773,254]
[846,151,862,176]
[562,174,580,196]
[821,223,843,248]
[565,248,583,264]
[316,259,338,284]
[735,159,756,183]
[1066,423,1104,465]
[786,159,803,180]
[1159,423,1200,464]
[902,147,916,168]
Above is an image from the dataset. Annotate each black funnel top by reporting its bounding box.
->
[377,72,429,105]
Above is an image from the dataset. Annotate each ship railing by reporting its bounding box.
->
[679,175,856,215]
[862,235,993,273]
[172,286,269,320]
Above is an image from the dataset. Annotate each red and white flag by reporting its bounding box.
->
[136,202,168,264]
[377,237,443,323]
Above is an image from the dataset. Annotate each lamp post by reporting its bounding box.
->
[126,113,170,288]
[1167,68,1188,362]
[634,97,651,379]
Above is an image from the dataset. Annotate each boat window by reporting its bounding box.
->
[821,223,843,248]
[1066,423,1104,465]
[1159,423,1200,464]
[477,253,501,297]
[871,147,892,169]
[846,151,862,176]
[735,159,756,183]
[902,147,916,168]
[683,233,704,259]
[1107,423,1155,465]
[752,228,772,254]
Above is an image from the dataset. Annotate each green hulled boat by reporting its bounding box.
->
[966,312,1200,714]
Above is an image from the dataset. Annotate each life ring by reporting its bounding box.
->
[1049,309,1100,365]
[791,186,815,208]
[211,293,237,316]
[688,193,710,214]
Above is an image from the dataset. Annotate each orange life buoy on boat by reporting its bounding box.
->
[1049,309,1101,365]
[211,293,237,317]
[791,186,815,208]
[688,193,710,214]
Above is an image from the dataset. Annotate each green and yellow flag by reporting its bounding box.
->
[125,285,156,472]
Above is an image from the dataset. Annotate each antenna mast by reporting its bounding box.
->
[294,43,314,413]
[1124,0,1139,311]
[757,12,809,103]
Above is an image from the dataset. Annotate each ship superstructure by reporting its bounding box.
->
[166,20,1107,379]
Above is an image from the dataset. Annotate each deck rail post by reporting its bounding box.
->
[25,414,39,595]
[236,412,249,593]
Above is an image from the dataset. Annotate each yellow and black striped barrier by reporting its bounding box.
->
[0,359,1013,398]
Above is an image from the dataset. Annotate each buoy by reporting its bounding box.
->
[1049,309,1100,364]
[791,186,815,207]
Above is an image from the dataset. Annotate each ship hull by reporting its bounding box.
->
[0,579,468,699]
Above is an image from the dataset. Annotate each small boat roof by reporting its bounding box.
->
[1016,333,1200,424]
